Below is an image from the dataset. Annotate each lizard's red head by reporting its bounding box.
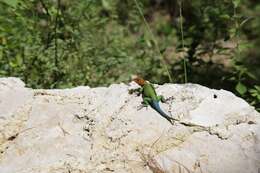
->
[133,77,146,86]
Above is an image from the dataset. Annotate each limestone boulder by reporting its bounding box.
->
[0,78,259,173]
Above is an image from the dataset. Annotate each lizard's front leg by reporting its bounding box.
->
[128,87,143,96]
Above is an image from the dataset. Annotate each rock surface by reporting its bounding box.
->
[0,77,259,173]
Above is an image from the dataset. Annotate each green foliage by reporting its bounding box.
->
[236,82,247,95]
[249,86,260,105]
[0,0,259,109]
[1,0,19,7]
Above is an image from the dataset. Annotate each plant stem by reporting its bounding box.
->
[133,0,173,83]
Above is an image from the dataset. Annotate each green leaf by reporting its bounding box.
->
[236,82,247,95]
[1,0,19,7]
[102,0,111,10]
[220,14,230,20]
[232,0,241,8]
[254,85,260,91]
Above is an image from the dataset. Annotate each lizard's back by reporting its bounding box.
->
[143,83,157,100]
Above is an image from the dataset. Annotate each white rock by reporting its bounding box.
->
[0,77,259,173]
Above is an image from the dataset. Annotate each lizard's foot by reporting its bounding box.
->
[128,88,142,96]
[167,96,175,101]
[137,104,147,110]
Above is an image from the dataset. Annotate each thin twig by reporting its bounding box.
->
[133,0,173,83]
[53,0,61,86]
[39,0,52,49]
[179,0,188,83]
[39,0,50,16]
[54,0,60,68]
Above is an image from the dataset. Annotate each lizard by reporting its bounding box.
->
[131,77,174,124]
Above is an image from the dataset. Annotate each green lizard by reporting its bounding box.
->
[132,77,174,124]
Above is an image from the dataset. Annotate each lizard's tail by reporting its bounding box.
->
[150,101,174,124]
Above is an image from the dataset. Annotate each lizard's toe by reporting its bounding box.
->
[137,104,147,110]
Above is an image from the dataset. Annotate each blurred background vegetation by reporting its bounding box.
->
[0,0,259,109]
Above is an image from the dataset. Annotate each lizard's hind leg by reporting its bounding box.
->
[157,95,166,103]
